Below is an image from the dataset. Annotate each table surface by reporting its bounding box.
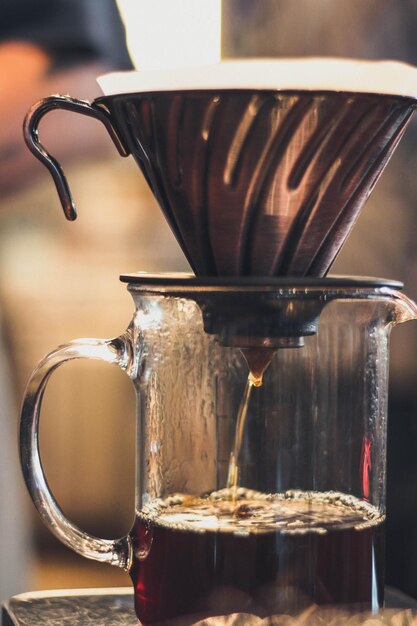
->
[2,589,136,626]
[2,587,417,625]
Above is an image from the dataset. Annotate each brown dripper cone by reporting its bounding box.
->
[121,90,415,277]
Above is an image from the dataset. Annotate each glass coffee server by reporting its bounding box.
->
[20,273,417,624]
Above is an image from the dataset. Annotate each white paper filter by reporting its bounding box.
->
[97,58,417,98]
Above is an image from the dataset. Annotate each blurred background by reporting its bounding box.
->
[1,0,417,603]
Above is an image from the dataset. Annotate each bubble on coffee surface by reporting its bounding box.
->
[140,488,383,535]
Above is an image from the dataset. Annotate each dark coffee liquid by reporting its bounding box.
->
[130,490,384,625]
[226,374,260,497]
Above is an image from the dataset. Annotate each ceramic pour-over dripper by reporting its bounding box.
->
[25,59,417,279]
[96,60,417,279]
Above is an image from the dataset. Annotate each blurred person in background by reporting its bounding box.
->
[0,0,135,599]
[0,0,132,197]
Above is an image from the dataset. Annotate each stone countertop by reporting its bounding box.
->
[2,587,417,626]
[2,589,136,626]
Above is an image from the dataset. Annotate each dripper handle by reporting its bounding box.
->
[23,95,130,220]
[20,335,134,571]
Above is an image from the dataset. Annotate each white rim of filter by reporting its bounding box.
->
[97,57,417,99]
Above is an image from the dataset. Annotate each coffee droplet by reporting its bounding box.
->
[249,372,263,387]
[241,347,276,383]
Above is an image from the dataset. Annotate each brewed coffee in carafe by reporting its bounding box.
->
[21,59,417,623]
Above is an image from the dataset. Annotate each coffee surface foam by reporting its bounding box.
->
[140,489,383,535]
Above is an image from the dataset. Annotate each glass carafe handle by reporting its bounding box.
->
[23,95,130,221]
[20,335,133,570]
